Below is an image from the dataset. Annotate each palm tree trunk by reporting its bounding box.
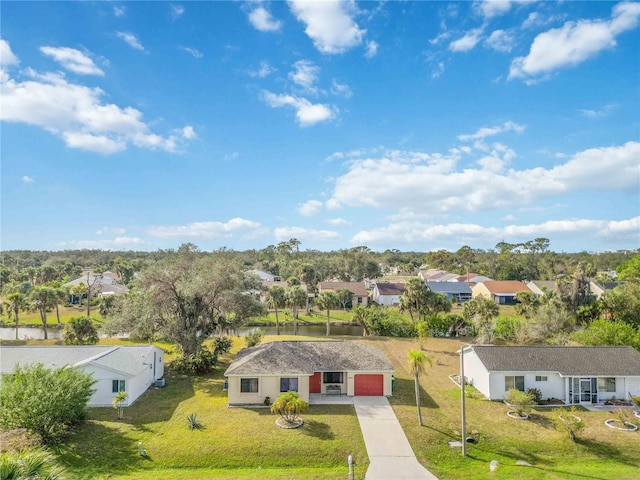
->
[40,310,48,340]
[326,310,331,336]
[414,370,423,426]
[275,308,280,335]
[293,307,298,335]
[15,311,19,340]
[56,304,61,323]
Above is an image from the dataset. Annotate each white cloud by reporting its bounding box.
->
[578,103,618,118]
[449,28,483,52]
[458,121,525,141]
[297,199,323,216]
[248,5,282,32]
[509,2,640,81]
[501,214,516,221]
[262,91,336,127]
[148,218,262,238]
[248,60,275,78]
[475,0,512,19]
[0,40,19,68]
[274,226,340,242]
[350,216,639,247]
[431,62,445,79]
[289,60,320,93]
[1,45,194,154]
[21,175,34,183]
[331,79,352,98]
[171,4,185,19]
[485,29,515,52]
[327,217,350,225]
[116,32,145,51]
[288,0,366,54]
[96,227,126,235]
[326,141,639,215]
[365,40,378,58]
[59,236,145,249]
[181,125,196,139]
[40,46,104,76]
[113,6,126,17]
[181,46,203,58]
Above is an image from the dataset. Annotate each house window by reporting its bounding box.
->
[598,377,616,392]
[240,378,259,393]
[504,376,525,392]
[112,380,126,393]
[280,378,299,392]
[323,372,343,384]
[357,297,363,304]
[535,376,548,382]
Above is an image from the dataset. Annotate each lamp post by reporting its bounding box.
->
[460,345,469,456]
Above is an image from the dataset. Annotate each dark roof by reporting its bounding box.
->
[319,282,368,296]
[470,346,640,376]
[224,340,393,376]
[426,282,472,294]
[375,283,406,295]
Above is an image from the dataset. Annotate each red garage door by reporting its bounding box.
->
[354,374,383,396]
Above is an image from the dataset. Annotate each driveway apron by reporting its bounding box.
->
[353,396,438,480]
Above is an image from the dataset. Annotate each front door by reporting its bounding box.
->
[580,378,592,403]
[310,372,321,394]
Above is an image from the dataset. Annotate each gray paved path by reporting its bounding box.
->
[353,396,438,480]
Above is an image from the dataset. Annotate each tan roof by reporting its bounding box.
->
[318,281,368,296]
[481,281,530,294]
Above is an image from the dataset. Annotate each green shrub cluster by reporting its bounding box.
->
[171,348,218,374]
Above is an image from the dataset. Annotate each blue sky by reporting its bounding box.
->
[1,1,639,253]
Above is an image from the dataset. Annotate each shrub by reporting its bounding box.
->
[526,387,542,404]
[504,389,535,417]
[552,407,585,442]
[244,328,264,348]
[171,348,218,374]
[0,364,95,444]
[63,316,99,345]
[187,413,203,430]
[212,336,233,356]
[0,449,67,480]
[270,391,308,425]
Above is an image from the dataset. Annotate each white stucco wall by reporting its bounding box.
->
[227,375,310,405]
[627,378,640,398]
[462,350,491,399]
[375,294,400,306]
[488,372,565,401]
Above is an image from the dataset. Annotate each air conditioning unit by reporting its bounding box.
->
[155,378,166,388]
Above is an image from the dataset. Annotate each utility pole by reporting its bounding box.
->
[460,345,467,456]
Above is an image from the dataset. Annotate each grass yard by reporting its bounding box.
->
[49,336,368,480]
[250,309,356,326]
[0,304,103,326]
[364,336,640,480]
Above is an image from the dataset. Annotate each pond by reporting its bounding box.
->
[0,326,64,340]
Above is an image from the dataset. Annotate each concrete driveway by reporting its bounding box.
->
[353,396,438,480]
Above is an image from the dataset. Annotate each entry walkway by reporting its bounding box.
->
[353,396,438,480]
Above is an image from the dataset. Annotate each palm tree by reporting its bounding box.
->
[286,285,307,335]
[270,391,308,426]
[30,286,58,340]
[5,292,28,339]
[514,291,540,319]
[0,449,67,480]
[400,278,429,324]
[113,391,128,420]
[408,349,432,426]
[266,285,286,335]
[315,291,339,336]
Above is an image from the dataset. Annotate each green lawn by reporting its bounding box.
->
[367,336,640,480]
[0,304,103,326]
[250,309,356,325]
[48,336,368,479]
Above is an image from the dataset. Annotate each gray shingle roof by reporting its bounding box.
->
[471,346,640,376]
[224,340,394,376]
[0,345,156,376]
[375,283,406,295]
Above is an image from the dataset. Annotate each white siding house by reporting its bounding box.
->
[462,345,640,404]
[1,346,165,407]
[372,283,406,306]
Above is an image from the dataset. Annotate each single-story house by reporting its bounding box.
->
[418,269,459,282]
[318,281,369,307]
[472,280,531,305]
[462,345,640,404]
[589,281,625,299]
[247,269,281,282]
[64,273,129,302]
[455,273,493,286]
[0,345,164,407]
[426,281,472,303]
[372,282,406,306]
[526,280,558,298]
[224,340,394,405]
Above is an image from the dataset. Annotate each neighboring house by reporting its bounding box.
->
[426,282,472,303]
[372,283,406,306]
[462,345,640,404]
[472,281,531,305]
[224,340,394,405]
[63,273,129,303]
[589,281,625,299]
[247,269,281,282]
[455,273,493,286]
[0,345,165,407]
[526,280,558,298]
[318,282,369,307]
[419,269,459,282]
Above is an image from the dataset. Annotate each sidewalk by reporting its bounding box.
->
[353,396,438,480]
